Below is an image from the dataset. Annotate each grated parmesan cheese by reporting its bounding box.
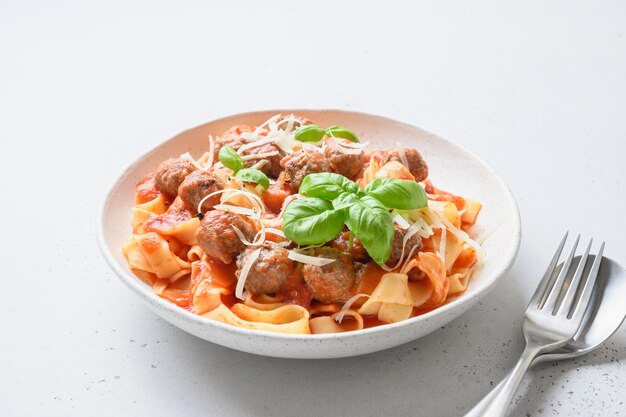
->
[287,250,336,266]
[235,248,262,300]
[335,294,370,323]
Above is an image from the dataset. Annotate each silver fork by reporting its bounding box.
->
[469,232,605,417]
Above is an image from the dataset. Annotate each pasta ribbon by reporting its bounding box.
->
[309,310,364,334]
[144,198,200,246]
[417,251,449,307]
[244,294,287,311]
[123,232,190,279]
[189,260,236,314]
[358,271,434,324]
[203,304,311,334]
[131,194,167,232]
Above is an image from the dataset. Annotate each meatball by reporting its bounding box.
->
[274,114,312,131]
[178,170,227,213]
[375,148,429,182]
[241,142,285,178]
[386,224,422,268]
[328,229,370,263]
[154,158,197,197]
[324,138,365,179]
[212,125,253,160]
[197,210,256,264]
[278,150,331,192]
[303,247,355,304]
[237,241,294,295]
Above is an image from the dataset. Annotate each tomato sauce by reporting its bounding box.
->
[354,262,385,295]
[144,199,191,232]
[135,173,161,204]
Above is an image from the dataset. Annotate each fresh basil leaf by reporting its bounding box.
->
[234,168,270,189]
[364,178,427,210]
[218,145,244,172]
[347,195,394,264]
[294,124,326,143]
[326,125,359,142]
[283,198,346,245]
[332,192,359,211]
[299,173,359,200]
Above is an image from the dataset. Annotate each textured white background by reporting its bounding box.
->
[1,1,625,416]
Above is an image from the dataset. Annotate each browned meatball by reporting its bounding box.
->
[178,170,227,213]
[303,247,355,304]
[241,142,285,178]
[197,210,256,264]
[154,158,197,196]
[375,148,429,182]
[328,229,370,263]
[237,241,294,295]
[274,114,312,131]
[386,224,423,267]
[324,138,365,179]
[278,150,331,192]
[212,126,253,160]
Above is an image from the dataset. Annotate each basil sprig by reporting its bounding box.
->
[300,173,359,200]
[282,198,346,246]
[364,178,427,210]
[282,172,427,264]
[218,146,270,189]
[235,168,270,189]
[218,146,244,172]
[347,195,395,265]
[294,124,359,143]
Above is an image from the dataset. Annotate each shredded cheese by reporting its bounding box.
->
[287,250,336,266]
[328,139,363,155]
[396,142,409,169]
[393,212,411,229]
[195,187,265,215]
[381,221,421,272]
[264,228,286,238]
[237,136,279,154]
[231,225,259,246]
[400,245,420,275]
[212,204,257,217]
[220,189,265,213]
[251,160,269,171]
[413,215,434,238]
[277,194,301,218]
[422,207,447,261]
[179,152,205,171]
[336,140,369,149]
[240,151,279,161]
[196,189,233,214]
[235,248,262,300]
[275,114,304,132]
[241,114,282,143]
[204,135,215,170]
[434,209,484,261]
[335,294,370,323]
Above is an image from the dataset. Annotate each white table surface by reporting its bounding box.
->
[1,1,625,416]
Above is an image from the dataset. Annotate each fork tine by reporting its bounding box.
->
[527,231,569,310]
[542,234,580,313]
[570,242,605,323]
[556,238,592,316]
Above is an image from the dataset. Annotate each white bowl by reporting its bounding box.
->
[98,109,521,359]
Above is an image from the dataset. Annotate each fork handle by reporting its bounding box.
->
[465,344,542,417]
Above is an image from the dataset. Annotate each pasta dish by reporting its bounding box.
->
[122,114,483,334]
